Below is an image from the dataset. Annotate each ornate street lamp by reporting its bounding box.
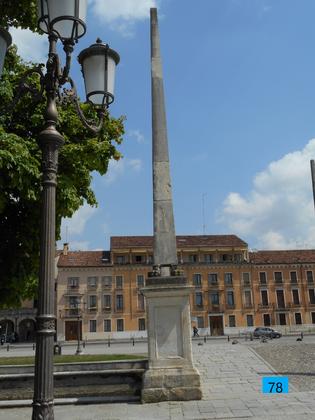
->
[3,1,120,419]
[0,27,12,76]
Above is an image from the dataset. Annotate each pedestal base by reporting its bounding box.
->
[142,367,202,403]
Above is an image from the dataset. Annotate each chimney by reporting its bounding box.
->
[63,243,69,255]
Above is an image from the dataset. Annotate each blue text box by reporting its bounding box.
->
[262,377,289,394]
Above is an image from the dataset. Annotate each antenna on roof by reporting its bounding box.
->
[202,193,207,235]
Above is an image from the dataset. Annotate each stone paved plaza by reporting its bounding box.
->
[2,339,315,419]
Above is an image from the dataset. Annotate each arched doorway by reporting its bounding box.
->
[19,319,36,342]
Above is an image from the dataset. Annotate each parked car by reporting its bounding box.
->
[253,327,282,339]
[0,332,17,344]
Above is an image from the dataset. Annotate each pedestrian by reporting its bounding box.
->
[193,326,199,337]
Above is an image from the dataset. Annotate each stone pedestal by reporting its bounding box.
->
[141,276,202,403]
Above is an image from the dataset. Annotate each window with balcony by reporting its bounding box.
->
[137,293,145,310]
[208,273,218,285]
[195,292,203,307]
[116,294,124,311]
[244,290,252,307]
[307,271,314,284]
[88,295,97,311]
[102,276,112,289]
[292,289,300,305]
[276,290,285,308]
[259,272,267,285]
[279,313,286,325]
[138,318,146,331]
[189,254,197,263]
[87,276,98,288]
[261,290,268,306]
[193,274,202,287]
[224,273,233,285]
[136,275,145,288]
[295,313,302,325]
[234,254,243,262]
[226,291,234,306]
[89,320,96,332]
[204,254,213,263]
[221,254,232,262]
[274,272,283,284]
[135,255,143,263]
[117,319,124,331]
[115,276,123,289]
[69,296,80,308]
[312,312,315,324]
[242,272,250,286]
[210,292,219,305]
[263,314,271,326]
[228,315,236,327]
[309,289,315,304]
[104,319,111,332]
[246,314,253,327]
[68,277,79,288]
[290,271,297,284]
[103,294,111,309]
[197,316,204,328]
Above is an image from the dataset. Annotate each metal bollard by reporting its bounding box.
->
[132,338,135,346]
[6,344,9,352]
[83,340,86,349]
[204,336,206,343]
[108,338,110,347]
[227,335,230,342]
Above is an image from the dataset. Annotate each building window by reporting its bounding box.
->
[208,273,218,285]
[204,254,213,263]
[69,296,80,308]
[89,295,97,310]
[136,275,145,288]
[138,318,146,331]
[68,277,79,288]
[102,276,112,289]
[103,294,111,309]
[224,273,233,285]
[210,292,219,305]
[228,315,236,327]
[290,271,297,284]
[292,289,300,305]
[135,255,143,263]
[259,272,267,285]
[263,314,271,326]
[116,255,125,264]
[234,254,242,262]
[193,274,202,287]
[242,273,250,286]
[261,290,268,306]
[195,292,203,307]
[87,276,98,288]
[116,294,124,311]
[309,289,315,304]
[89,320,96,332]
[312,312,315,324]
[244,290,252,307]
[197,316,204,328]
[117,319,124,331]
[307,271,314,284]
[189,254,197,263]
[221,254,232,262]
[279,313,286,325]
[115,276,123,289]
[148,255,153,264]
[276,290,285,308]
[295,313,302,325]
[246,314,253,327]
[274,272,283,284]
[137,293,145,310]
[104,319,111,332]
[227,291,234,306]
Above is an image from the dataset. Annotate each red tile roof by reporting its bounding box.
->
[249,250,315,264]
[110,235,248,249]
[58,251,110,267]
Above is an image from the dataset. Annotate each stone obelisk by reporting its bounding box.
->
[141,8,201,403]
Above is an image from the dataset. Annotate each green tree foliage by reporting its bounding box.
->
[0,46,124,307]
[0,0,38,31]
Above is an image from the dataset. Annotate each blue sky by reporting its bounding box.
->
[10,0,315,251]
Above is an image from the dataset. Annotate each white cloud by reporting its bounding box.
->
[219,139,315,250]
[104,157,142,184]
[61,204,98,237]
[128,129,146,144]
[68,241,90,251]
[9,27,48,63]
[90,0,159,36]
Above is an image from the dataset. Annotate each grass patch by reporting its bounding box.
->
[0,354,146,366]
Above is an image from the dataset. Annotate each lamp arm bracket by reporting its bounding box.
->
[61,77,106,134]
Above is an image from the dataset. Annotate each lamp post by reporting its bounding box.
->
[1,1,119,419]
[75,300,83,355]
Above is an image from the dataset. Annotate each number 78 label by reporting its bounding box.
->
[262,377,289,393]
